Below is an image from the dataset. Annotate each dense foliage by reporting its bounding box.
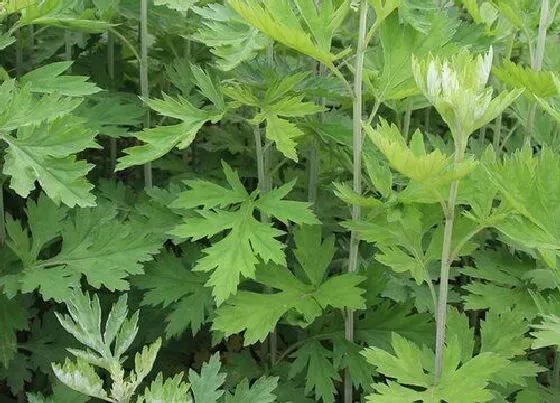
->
[2,0,560,402]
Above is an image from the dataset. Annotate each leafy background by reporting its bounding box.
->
[1,0,560,402]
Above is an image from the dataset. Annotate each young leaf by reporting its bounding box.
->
[52,358,108,400]
[412,48,523,142]
[189,353,226,403]
[138,372,192,403]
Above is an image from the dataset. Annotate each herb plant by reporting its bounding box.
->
[2,1,560,402]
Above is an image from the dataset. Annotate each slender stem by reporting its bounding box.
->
[0,180,5,247]
[308,63,326,204]
[108,32,117,174]
[478,125,486,148]
[434,147,464,383]
[428,280,438,315]
[28,26,34,69]
[345,2,369,402]
[108,27,141,62]
[526,0,553,146]
[140,0,152,188]
[64,31,72,62]
[265,44,277,364]
[493,34,514,152]
[534,0,550,72]
[15,28,23,77]
[425,108,431,132]
[366,99,381,127]
[403,97,412,143]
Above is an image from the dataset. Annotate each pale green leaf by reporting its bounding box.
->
[20,62,101,97]
[189,353,226,403]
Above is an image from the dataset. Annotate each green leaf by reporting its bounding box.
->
[369,12,454,101]
[0,294,28,368]
[2,116,99,207]
[191,4,269,71]
[480,310,531,358]
[189,353,226,403]
[365,120,477,188]
[138,372,192,403]
[133,252,212,337]
[131,338,162,388]
[0,33,16,51]
[225,377,278,403]
[345,204,440,285]
[293,225,335,286]
[27,381,90,403]
[0,80,82,131]
[265,115,304,162]
[214,263,365,344]
[531,314,560,349]
[363,333,509,402]
[16,0,112,32]
[356,301,434,351]
[20,62,101,97]
[117,93,222,170]
[493,60,557,99]
[255,181,319,224]
[228,0,339,67]
[18,204,161,300]
[485,147,560,264]
[289,340,339,403]
[74,92,144,138]
[154,0,198,14]
[52,358,108,400]
[171,164,317,304]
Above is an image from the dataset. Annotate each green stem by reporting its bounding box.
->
[403,97,412,143]
[28,25,34,69]
[308,63,326,204]
[265,44,277,364]
[108,32,117,174]
[493,34,514,152]
[526,0,554,146]
[108,27,141,62]
[345,2,369,402]
[64,30,72,62]
[140,0,152,188]
[534,0,550,71]
[434,147,464,383]
[479,125,486,148]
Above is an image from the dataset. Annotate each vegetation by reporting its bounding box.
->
[2,0,560,402]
